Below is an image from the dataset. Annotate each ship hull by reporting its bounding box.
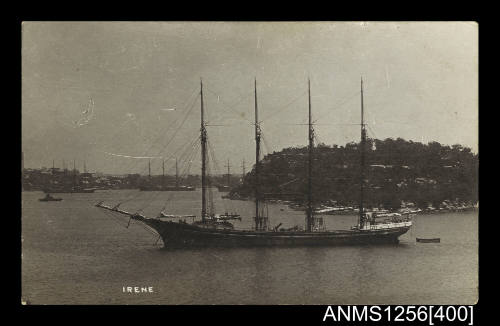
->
[135,217,410,248]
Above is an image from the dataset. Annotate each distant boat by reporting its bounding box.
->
[416,238,440,243]
[43,160,96,193]
[139,158,195,191]
[39,193,62,202]
[216,159,232,192]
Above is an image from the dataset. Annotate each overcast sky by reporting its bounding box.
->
[22,22,478,175]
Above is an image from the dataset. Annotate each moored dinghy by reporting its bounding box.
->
[416,238,441,243]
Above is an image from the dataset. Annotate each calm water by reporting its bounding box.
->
[21,190,478,305]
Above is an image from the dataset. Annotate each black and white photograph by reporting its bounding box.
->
[21,21,478,305]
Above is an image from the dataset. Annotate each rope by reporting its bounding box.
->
[105,86,200,175]
[123,91,200,176]
[116,133,200,205]
[134,135,202,212]
[261,90,307,122]
[205,86,254,124]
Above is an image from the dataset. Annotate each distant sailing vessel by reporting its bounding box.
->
[97,78,412,247]
[216,159,232,192]
[139,158,195,191]
[44,160,96,193]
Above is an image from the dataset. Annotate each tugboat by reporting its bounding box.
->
[97,78,412,248]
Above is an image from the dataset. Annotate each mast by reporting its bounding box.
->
[148,159,151,179]
[359,77,367,228]
[175,158,179,188]
[84,160,87,173]
[241,159,246,181]
[307,78,314,232]
[254,78,261,230]
[200,79,207,222]
[73,159,76,190]
[162,158,165,189]
[225,159,231,188]
[51,160,55,186]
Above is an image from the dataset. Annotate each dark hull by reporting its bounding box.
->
[134,217,411,248]
[416,238,440,243]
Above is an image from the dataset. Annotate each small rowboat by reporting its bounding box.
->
[416,238,440,243]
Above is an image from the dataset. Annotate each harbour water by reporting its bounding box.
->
[21,190,478,305]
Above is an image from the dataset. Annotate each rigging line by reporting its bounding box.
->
[132,94,199,174]
[123,87,199,173]
[179,135,201,168]
[179,140,201,177]
[314,131,322,145]
[109,88,200,175]
[205,119,251,127]
[159,134,200,175]
[101,208,130,228]
[160,139,201,211]
[144,135,201,212]
[165,140,199,187]
[260,131,273,157]
[123,95,199,178]
[261,90,308,122]
[178,144,200,188]
[120,134,201,206]
[205,87,254,123]
[159,142,200,213]
[94,92,163,148]
[206,140,221,175]
[367,124,379,140]
[129,218,159,237]
[103,86,199,174]
[205,141,232,213]
[147,95,200,159]
[93,117,136,152]
[207,142,224,183]
[205,157,217,215]
[135,191,165,214]
[314,81,389,123]
[313,89,361,122]
[160,143,200,213]
[160,134,201,173]
[137,137,201,212]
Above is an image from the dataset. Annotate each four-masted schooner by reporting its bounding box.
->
[96,78,412,247]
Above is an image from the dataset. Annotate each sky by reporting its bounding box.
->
[22,22,478,175]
